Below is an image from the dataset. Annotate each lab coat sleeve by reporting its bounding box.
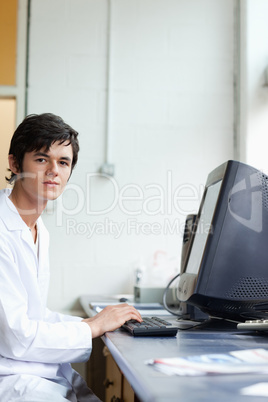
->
[44,308,84,323]
[0,239,92,364]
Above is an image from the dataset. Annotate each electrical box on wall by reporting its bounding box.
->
[134,285,177,304]
[265,66,268,86]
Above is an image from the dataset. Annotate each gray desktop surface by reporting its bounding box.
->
[80,295,268,402]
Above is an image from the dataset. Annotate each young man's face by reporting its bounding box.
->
[11,141,73,204]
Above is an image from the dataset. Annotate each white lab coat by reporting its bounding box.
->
[0,189,98,401]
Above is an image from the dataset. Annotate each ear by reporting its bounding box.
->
[8,155,20,175]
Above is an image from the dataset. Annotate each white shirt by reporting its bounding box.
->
[0,189,92,395]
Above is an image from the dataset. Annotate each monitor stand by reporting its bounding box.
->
[176,316,238,332]
[193,317,238,331]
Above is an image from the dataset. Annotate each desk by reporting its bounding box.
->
[80,295,268,402]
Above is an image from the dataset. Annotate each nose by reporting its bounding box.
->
[46,161,59,177]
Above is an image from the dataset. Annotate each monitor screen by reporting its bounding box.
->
[185,179,222,275]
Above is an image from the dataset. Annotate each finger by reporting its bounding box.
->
[108,304,142,318]
[120,305,142,320]
[123,307,143,322]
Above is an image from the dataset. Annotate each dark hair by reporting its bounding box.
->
[6,113,79,183]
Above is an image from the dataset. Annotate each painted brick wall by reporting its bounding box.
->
[28,0,234,312]
[240,0,268,172]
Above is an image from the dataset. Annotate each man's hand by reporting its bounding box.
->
[82,304,142,338]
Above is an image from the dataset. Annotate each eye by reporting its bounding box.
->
[59,160,70,167]
[36,158,46,163]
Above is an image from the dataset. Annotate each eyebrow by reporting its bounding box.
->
[33,152,72,162]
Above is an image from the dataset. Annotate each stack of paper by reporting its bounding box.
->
[89,302,167,316]
[146,348,268,376]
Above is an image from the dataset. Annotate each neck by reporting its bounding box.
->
[9,184,47,229]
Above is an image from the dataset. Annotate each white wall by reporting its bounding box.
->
[240,0,268,173]
[27,0,234,313]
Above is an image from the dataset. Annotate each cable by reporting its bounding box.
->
[162,272,216,329]
[162,272,182,316]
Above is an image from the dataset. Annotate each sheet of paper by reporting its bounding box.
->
[89,302,170,316]
[241,383,268,397]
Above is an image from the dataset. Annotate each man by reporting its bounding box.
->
[0,113,142,401]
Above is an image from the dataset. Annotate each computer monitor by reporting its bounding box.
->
[177,160,268,321]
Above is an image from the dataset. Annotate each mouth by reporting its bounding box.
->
[43,181,59,187]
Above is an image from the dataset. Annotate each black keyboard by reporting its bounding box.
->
[121,316,178,337]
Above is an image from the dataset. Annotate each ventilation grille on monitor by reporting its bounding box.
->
[225,277,268,299]
[257,172,268,211]
[208,300,255,314]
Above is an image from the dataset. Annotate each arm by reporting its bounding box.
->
[0,236,142,363]
[44,308,84,323]
[0,239,91,364]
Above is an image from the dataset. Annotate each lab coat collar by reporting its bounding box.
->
[0,188,49,267]
[0,188,41,232]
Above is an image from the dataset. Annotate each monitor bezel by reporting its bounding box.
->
[177,161,238,302]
